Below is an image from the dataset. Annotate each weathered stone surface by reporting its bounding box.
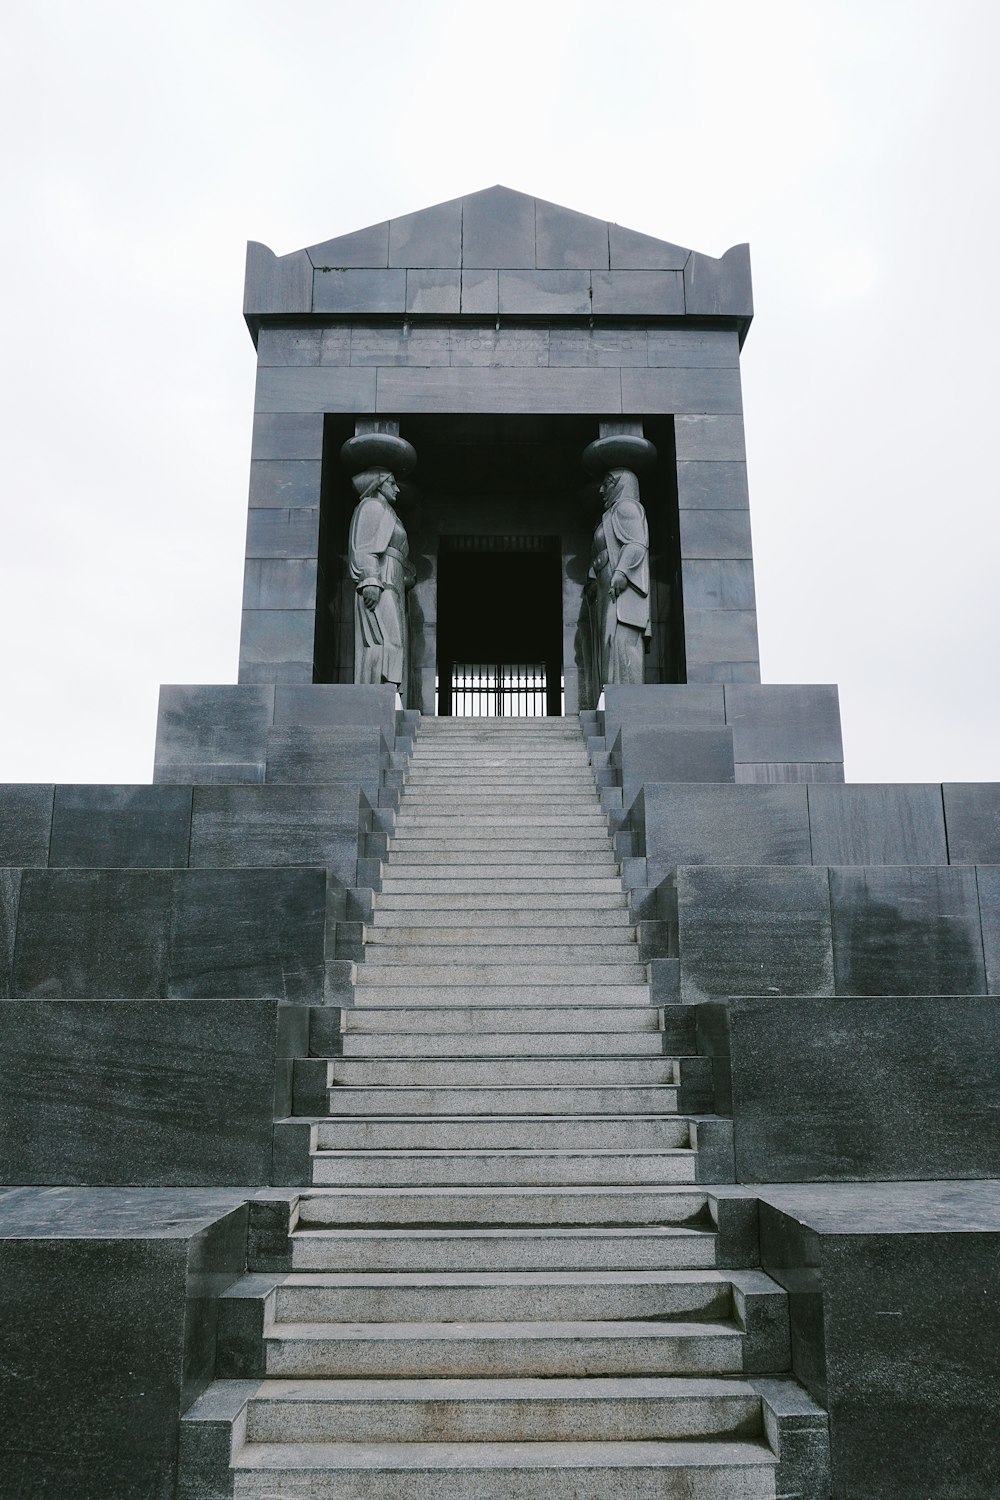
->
[807,784,947,866]
[0,784,53,866]
[190,784,363,886]
[829,865,985,996]
[942,783,1000,863]
[49,786,192,869]
[724,685,844,764]
[614,727,736,804]
[154,685,274,776]
[635,784,811,875]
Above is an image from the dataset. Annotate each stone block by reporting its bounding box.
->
[449,326,549,367]
[253,365,376,413]
[737,763,846,785]
[682,559,757,610]
[829,865,985,995]
[683,244,753,318]
[591,270,685,316]
[248,459,323,507]
[684,610,761,675]
[255,327,323,366]
[675,460,750,510]
[0,998,290,1184]
[243,241,312,316]
[548,326,646,367]
[760,1189,1000,1500]
[311,267,406,314]
[461,185,535,268]
[942,783,1000,862]
[972,865,1000,993]
[679,508,754,558]
[375,366,622,414]
[460,268,498,314]
[405,270,461,314]
[647,329,741,368]
[49,785,192,869]
[600,684,726,747]
[388,197,462,268]
[808,784,947,866]
[674,414,747,462]
[677,866,834,1001]
[724,684,844,764]
[635,784,811,875]
[621,366,743,415]
[190,785,364,887]
[239,609,315,674]
[154,761,265,786]
[245,506,320,559]
[242,557,318,611]
[166,867,327,1000]
[0,869,21,998]
[154,685,275,775]
[498,268,591,315]
[614,726,736,805]
[307,220,390,268]
[250,412,324,461]
[534,198,609,269]
[12,869,175,998]
[264,725,386,799]
[318,326,352,365]
[0,1190,248,1500]
[609,222,690,271]
[349,324,451,367]
[700,995,1000,1182]
[0,784,53,866]
[273,684,399,742]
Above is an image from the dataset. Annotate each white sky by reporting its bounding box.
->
[0,0,997,783]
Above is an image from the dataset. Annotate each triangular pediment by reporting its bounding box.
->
[303,186,694,273]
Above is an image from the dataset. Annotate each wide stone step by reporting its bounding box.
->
[405,773,598,785]
[401,794,601,806]
[296,1185,708,1228]
[354,963,646,987]
[388,837,613,852]
[393,815,609,830]
[364,926,635,948]
[328,1058,672,1087]
[310,1147,696,1188]
[373,892,628,911]
[245,1373,761,1444]
[326,1084,679,1115]
[271,1271,732,1327]
[368,906,631,926]
[233,1439,776,1500]
[383,853,615,870]
[339,1032,663,1057]
[264,1317,743,1379]
[352,986,652,1007]
[290,1225,718,1272]
[362,947,641,969]
[377,881,625,898]
[315,1116,690,1150]
[342,1005,653,1034]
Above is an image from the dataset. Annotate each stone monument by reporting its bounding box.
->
[0,186,997,1500]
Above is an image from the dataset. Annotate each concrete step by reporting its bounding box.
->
[233,1439,776,1499]
[296,1185,708,1228]
[315,1116,690,1150]
[342,1005,653,1033]
[310,1147,697,1188]
[384,853,615,869]
[362,947,641,969]
[263,1318,744,1379]
[373,893,628,911]
[326,1084,679,1115]
[364,926,635,948]
[404,774,598,785]
[339,1032,664,1057]
[388,839,613,853]
[368,906,631,926]
[271,1271,733,1327]
[352,986,652,1007]
[244,1372,761,1443]
[393,814,609,829]
[400,795,602,807]
[354,964,647,987]
[328,1058,672,1087]
[290,1225,717,1272]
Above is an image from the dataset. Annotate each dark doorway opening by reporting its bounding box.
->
[437,537,562,716]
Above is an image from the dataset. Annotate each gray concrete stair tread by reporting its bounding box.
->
[289,1225,718,1271]
[325,1085,680,1113]
[268,1318,739,1341]
[342,1008,654,1031]
[312,1148,693,1159]
[377,883,627,896]
[364,947,641,966]
[368,909,631,924]
[275,1271,728,1289]
[339,1036,665,1058]
[365,927,635,945]
[354,965,647,985]
[374,895,629,910]
[351,990,652,1005]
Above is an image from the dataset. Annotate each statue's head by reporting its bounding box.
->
[352,467,399,503]
[600,467,640,507]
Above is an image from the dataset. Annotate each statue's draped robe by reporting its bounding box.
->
[348,496,411,690]
[591,491,651,687]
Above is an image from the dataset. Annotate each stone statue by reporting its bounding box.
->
[348,467,415,693]
[589,467,651,686]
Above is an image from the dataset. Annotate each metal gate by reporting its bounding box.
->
[450,663,547,717]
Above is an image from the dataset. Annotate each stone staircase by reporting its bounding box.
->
[182,718,827,1499]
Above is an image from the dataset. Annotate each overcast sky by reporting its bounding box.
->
[0,0,997,783]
